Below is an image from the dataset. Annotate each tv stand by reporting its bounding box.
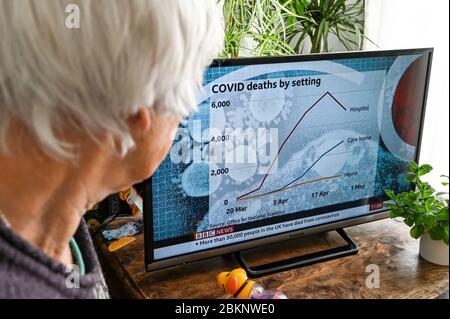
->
[234,228,358,278]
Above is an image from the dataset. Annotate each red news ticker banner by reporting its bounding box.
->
[194,226,235,240]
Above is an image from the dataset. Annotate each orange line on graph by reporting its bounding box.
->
[236,175,341,201]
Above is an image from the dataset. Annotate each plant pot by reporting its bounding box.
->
[419,235,449,266]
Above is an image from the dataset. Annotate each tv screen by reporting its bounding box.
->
[144,48,433,270]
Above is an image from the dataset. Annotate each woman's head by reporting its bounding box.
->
[0,0,222,186]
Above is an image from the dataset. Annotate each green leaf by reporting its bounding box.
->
[406,173,416,183]
[322,21,330,52]
[418,164,433,176]
[422,187,435,198]
[422,213,437,228]
[394,206,407,217]
[410,225,424,239]
[295,0,305,16]
[431,226,445,241]
[406,191,419,202]
[404,216,415,227]
[389,210,399,219]
[443,226,449,245]
[385,202,394,208]
[384,189,395,200]
[437,208,449,222]
[408,161,419,172]
[389,207,403,218]
[436,191,449,197]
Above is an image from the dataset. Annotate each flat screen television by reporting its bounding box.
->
[144,48,433,273]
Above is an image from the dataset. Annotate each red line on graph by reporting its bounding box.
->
[236,91,347,201]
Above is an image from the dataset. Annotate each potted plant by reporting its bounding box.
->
[221,0,296,58]
[281,0,368,53]
[385,162,449,266]
[220,0,373,58]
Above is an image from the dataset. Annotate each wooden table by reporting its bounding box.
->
[93,218,449,299]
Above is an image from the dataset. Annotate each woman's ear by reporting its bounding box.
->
[128,107,151,132]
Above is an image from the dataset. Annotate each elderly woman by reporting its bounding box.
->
[0,0,222,298]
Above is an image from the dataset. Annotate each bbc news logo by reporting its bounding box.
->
[195,226,235,240]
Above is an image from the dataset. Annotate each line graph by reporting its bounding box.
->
[237,140,344,201]
[236,91,347,201]
[281,140,344,189]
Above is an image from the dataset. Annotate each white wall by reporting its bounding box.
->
[364,0,449,190]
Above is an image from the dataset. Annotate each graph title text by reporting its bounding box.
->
[211,77,322,94]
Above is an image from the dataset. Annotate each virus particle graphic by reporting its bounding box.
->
[177,162,222,197]
[249,88,285,123]
[225,144,258,184]
[228,87,293,128]
[187,101,226,143]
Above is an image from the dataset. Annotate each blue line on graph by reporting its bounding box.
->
[280,140,345,190]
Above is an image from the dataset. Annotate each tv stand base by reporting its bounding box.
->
[234,228,358,278]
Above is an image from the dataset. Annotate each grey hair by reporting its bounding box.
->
[0,0,223,158]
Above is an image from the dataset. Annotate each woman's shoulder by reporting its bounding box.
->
[0,219,109,299]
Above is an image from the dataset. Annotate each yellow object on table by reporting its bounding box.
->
[108,236,136,252]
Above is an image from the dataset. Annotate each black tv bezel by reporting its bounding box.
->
[144,48,434,272]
